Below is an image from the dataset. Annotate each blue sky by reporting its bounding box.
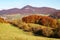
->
[0,0,60,10]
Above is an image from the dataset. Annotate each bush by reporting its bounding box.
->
[42,27,54,37]
[22,15,58,28]
[0,17,8,23]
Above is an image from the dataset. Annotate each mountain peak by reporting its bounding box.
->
[24,5,32,7]
[22,5,32,9]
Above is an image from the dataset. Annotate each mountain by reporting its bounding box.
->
[49,10,60,18]
[22,5,57,14]
[0,5,59,15]
[0,8,21,14]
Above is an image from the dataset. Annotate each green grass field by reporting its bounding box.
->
[0,23,60,40]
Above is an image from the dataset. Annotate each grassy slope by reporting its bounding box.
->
[0,23,60,40]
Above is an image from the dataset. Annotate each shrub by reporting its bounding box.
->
[42,27,54,37]
[22,15,58,28]
[0,17,8,23]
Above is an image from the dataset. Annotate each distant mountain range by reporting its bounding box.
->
[0,5,60,15]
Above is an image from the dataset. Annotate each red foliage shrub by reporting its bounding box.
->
[22,15,57,28]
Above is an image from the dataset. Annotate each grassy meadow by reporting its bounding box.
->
[0,23,60,40]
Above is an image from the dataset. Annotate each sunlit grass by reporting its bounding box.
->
[0,23,60,40]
